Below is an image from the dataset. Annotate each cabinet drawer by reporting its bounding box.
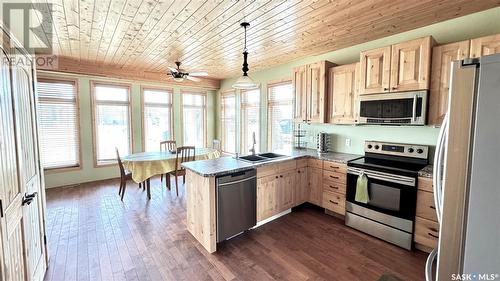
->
[278,160,297,172]
[308,158,323,169]
[323,170,346,184]
[323,191,345,215]
[418,177,433,192]
[414,217,439,249]
[323,180,346,194]
[323,161,347,173]
[257,164,277,178]
[416,190,438,222]
[296,159,308,168]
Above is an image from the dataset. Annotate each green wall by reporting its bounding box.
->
[217,7,500,155]
[42,74,216,188]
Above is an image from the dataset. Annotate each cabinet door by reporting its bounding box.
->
[390,37,432,92]
[359,46,391,95]
[428,41,469,126]
[308,167,323,206]
[294,168,308,205]
[257,175,279,221]
[293,65,307,122]
[277,171,295,212]
[12,54,46,281]
[0,47,27,281]
[306,62,327,123]
[470,34,500,58]
[329,63,359,124]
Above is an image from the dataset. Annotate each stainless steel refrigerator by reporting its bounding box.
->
[426,53,500,280]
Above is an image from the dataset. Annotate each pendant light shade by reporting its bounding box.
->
[233,22,258,90]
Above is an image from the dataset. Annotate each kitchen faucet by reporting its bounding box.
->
[249,132,256,155]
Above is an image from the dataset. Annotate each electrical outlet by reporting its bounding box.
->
[345,138,351,147]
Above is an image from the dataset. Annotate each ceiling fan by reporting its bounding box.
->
[167,61,208,82]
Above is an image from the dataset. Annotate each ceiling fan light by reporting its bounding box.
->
[232,74,258,90]
[173,77,184,82]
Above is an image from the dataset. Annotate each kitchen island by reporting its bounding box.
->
[182,149,361,253]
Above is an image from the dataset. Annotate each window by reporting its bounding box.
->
[37,78,80,169]
[268,82,294,151]
[220,91,236,153]
[92,83,131,165]
[182,92,206,147]
[241,89,260,153]
[142,88,173,152]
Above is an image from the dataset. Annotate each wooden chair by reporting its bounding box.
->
[212,139,221,152]
[160,140,177,185]
[116,148,133,201]
[167,146,195,196]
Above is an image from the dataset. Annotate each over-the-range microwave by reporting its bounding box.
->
[358,90,427,125]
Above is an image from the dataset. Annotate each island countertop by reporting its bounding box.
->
[181,148,363,177]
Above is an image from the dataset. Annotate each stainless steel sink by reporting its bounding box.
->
[238,152,287,163]
[257,152,286,159]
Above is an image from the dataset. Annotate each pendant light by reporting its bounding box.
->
[232,22,258,90]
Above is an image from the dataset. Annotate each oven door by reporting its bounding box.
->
[358,91,427,125]
[346,167,417,220]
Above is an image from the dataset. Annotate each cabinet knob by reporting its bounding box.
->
[383,87,389,91]
[275,176,278,179]
[392,87,397,90]
[280,175,283,178]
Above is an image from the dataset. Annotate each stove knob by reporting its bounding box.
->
[417,148,424,154]
[408,148,414,153]
[367,144,373,149]
[374,145,380,150]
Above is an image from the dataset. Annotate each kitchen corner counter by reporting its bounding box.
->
[182,148,362,177]
[418,165,433,178]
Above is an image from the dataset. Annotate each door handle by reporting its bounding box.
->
[22,192,37,206]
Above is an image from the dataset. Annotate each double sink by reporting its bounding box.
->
[238,152,287,163]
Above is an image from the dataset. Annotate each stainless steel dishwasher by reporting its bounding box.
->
[216,169,257,242]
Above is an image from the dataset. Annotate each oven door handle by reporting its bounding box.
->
[348,167,416,187]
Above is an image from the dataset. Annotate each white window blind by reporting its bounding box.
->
[182,92,206,147]
[143,88,173,152]
[221,92,236,153]
[241,89,260,153]
[37,79,80,169]
[268,82,294,151]
[93,83,131,165]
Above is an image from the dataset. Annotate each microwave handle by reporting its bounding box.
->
[412,94,417,122]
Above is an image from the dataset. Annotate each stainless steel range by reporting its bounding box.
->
[345,141,429,250]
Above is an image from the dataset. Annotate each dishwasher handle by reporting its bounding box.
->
[218,176,257,187]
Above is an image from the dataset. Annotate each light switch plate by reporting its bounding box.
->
[345,138,351,147]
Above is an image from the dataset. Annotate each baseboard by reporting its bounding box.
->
[253,209,292,228]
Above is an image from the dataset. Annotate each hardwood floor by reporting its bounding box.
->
[44,177,428,281]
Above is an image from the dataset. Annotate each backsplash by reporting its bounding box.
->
[300,124,439,159]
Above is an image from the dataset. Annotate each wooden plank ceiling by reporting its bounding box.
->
[33,0,500,83]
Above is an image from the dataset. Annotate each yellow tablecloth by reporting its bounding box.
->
[122,148,220,183]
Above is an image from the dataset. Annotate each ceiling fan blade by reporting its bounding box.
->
[168,66,178,73]
[187,71,208,77]
[186,76,201,82]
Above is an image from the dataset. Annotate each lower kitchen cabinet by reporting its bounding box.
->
[414,177,439,251]
[308,167,323,206]
[277,170,296,212]
[323,191,346,215]
[257,174,279,222]
[295,167,308,205]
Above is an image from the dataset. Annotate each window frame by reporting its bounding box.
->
[37,76,82,173]
[90,80,133,167]
[267,80,294,151]
[240,88,261,153]
[220,90,237,154]
[140,86,174,152]
[181,90,207,147]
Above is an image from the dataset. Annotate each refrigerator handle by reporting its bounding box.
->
[425,248,438,281]
[433,113,448,222]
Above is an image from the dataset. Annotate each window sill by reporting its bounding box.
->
[43,165,82,174]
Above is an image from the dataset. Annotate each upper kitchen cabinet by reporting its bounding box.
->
[470,34,500,57]
[359,36,434,95]
[328,63,360,124]
[293,60,335,123]
[390,37,434,92]
[428,40,470,126]
[359,46,391,95]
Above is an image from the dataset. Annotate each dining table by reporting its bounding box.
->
[122,147,221,184]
